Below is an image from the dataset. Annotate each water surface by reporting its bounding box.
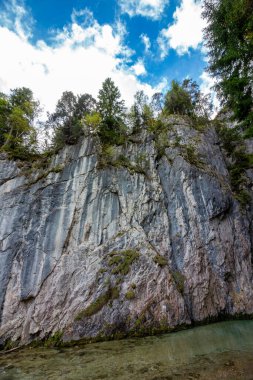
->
[1,320,253,379]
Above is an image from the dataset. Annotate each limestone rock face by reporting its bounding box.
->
[0,120,252,344]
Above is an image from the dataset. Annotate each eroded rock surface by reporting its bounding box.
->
[0,119,252,344]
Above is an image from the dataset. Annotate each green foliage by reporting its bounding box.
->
[216,123,253,206]
[216,122,242,155]
[174,135,182,147]
[108,249,140,276]
[97,79,127,146]
[10,87,40,122]
[182,79,213,120]
[26,164,64,186]
[0,98,11,147]
[75,93,97,119]
[203,0,253,127]
[164,80,193,116]
[125,289,135,300]
[146,116,166,134]
[0,88,39,159]
[97,78,126,120]
[83,112,102,133]
[147,117,172,160]
[75,286,119,320]
[3,339,19,351]
[153,254,167,267]
[234,190,251,207]
[129,90,154,133]
[103,145,117,162]
[229,150,253,189]
[172,271,185,294]
[108,153,148,176]
[244,126,253,139]
[164,79,212,123]
[97,144,120,168]
[97,142,149,175]
[98,117,127,146]
[182,145,205,168]
[44,331,63,348]
[135,152,149,172]
[49,91,96,149]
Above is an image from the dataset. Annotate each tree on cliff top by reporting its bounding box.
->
[49,91,96,148]
[97,78,127,145]
[0,88,39,159]
[164,79,212,120]
[97,78,126,121]
[164,80,193,116]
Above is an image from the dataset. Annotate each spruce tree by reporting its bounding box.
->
[203,0,253,129]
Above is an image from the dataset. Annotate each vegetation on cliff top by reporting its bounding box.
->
[0,77,212,160]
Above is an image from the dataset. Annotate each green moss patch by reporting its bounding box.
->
[125,290,135,300]
[108,249,140,276]
[153,254,167,267]
[182,145,205,169]
[172,271,185,294]
[44,331,63,348]
[75,286,120,320]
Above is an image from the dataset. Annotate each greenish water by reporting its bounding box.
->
[1,321,253,380]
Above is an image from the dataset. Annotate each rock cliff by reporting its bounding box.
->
[0,117,252,345]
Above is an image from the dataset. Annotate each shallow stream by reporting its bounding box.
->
[1,320,253,379]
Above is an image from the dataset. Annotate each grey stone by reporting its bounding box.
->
[0,120,252,345]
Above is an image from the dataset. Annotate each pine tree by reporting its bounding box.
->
[97,78,126,145]
[203,0,253,129]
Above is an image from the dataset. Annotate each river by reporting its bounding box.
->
[0,320,253,379]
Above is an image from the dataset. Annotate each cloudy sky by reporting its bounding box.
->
[0,0,211,114]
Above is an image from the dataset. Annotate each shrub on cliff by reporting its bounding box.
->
[164,79,212,122]
[164,80,193,116]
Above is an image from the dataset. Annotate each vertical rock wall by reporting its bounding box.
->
[0,120,252,345]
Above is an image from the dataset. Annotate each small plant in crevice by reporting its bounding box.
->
[3,338,20,351]
[108,249,140,276]
[181,144,205,169]
[172,270,185,294]
[125,283,137,300]
[44,331,63,348]
[155,133,171,160]
[153,254,167,267]
[125,289,135,300]
[174,135,182,147]
[75,285,120,320]
[26,164,64,186]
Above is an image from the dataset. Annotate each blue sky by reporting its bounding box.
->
[0,0,212,114]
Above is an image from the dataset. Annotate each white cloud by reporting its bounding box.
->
[0,1,163,118]
[0,0,33,41]
[157,0,206,58]
[132,60,147,76]
[140,33,151,53]
[200,71,219,113]
[119,0,169,20]
[200,71,214,95]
